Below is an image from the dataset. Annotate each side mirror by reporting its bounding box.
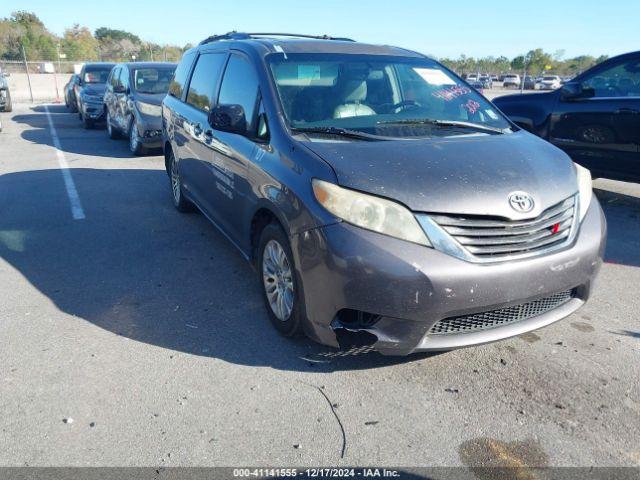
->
[561,82,590,100]
[209,104,248,135]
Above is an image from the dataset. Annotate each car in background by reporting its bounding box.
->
[522,76,538,90]
[64,74,80,112]
[0,70,11,113]
[74,62,115,129]
[162,32,604,355]
[503,74,521,88]
[466,73,479,81]
[104,62,176,155]
[479,74,493,89]
[539,75,562,90]
[468,79,484,94]
[494,50,640,182]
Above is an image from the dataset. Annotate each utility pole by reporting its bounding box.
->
[21,44,34,103]
[52,44,61,102]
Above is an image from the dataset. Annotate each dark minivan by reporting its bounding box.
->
[104,62,176,155]
[494,51,640,182]
[162,33,605,355]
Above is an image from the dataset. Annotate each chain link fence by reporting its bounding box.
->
[1,60,93,102]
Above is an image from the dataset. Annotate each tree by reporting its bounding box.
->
[511,55,526,71]
[95,27,141,44]
[0,11,57,60]
[62,24,98,61]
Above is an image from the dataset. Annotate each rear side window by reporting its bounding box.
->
[185,53,226,111]
[169,51,196,99]
[218,54,260,127]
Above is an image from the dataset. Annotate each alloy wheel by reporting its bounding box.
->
[170,157,181,204]
[262,240,294,321]
[130,122,139,152]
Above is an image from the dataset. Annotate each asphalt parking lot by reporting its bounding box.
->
[0,103,639,468]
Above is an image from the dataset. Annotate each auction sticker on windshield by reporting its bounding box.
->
[413,68,456,85]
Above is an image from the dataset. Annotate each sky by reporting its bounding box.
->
[2,0,639,59]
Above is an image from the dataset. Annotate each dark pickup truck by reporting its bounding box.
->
[494,51,640,183]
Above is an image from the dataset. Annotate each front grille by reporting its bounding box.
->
[429,196,576,260]
[429,290,574,335]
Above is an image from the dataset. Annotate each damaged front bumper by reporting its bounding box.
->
[291,198,606,356]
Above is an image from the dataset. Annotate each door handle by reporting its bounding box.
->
[614,108,639,115]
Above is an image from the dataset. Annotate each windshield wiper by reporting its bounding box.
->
[378,118,507,134]
[291,126,386,141]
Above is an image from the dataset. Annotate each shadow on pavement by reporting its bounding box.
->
[594,188,640,267]
[0,167,436,372]
[11,104,156,159]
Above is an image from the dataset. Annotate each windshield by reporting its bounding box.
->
[83,66,113,84]
[543,76,557,81]
[268,53,511,138]
[133,67,176,94]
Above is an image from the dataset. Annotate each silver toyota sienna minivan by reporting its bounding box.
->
[162,33,606,355]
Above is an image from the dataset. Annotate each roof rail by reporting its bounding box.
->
[199,31,355,45]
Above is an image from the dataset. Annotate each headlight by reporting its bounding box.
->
[312,179,431,246]
[575,163,592,222]
[136,101,161,117]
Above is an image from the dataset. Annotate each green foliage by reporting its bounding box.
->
[0,11,615,77]
[95,27,141,44]
[62,24,99,61]
[0,11,57,60]
[445,50,608,77]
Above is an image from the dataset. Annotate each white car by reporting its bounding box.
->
[539,75,562,90]
[466,74,479,81]
[502,74,521,88]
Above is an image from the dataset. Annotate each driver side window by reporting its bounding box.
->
[582,58,640,98]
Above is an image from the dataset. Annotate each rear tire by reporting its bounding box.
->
[168,150,195,213]
[3,92,12,113]
[258,223,303,337]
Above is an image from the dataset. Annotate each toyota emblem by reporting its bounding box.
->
[508,192,535,213]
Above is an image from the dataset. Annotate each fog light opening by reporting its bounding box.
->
[335,308,382,329]
[332,309,381,350]
[333,328,378,350]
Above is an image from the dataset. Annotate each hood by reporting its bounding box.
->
[82,84,107,96]
[134,92,165,106]
[300,131,578,219]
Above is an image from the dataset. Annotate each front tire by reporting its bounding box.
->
[129,120,145,156]
[106,111,120,139]
[168,150,194,212]
[82,112,94,129]
[258,223,303,337]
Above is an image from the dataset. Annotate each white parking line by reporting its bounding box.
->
[44,105,85,220]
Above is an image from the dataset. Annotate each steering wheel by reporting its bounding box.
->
[391,100,422,112]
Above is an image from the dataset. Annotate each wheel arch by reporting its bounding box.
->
[249,202,290,264]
